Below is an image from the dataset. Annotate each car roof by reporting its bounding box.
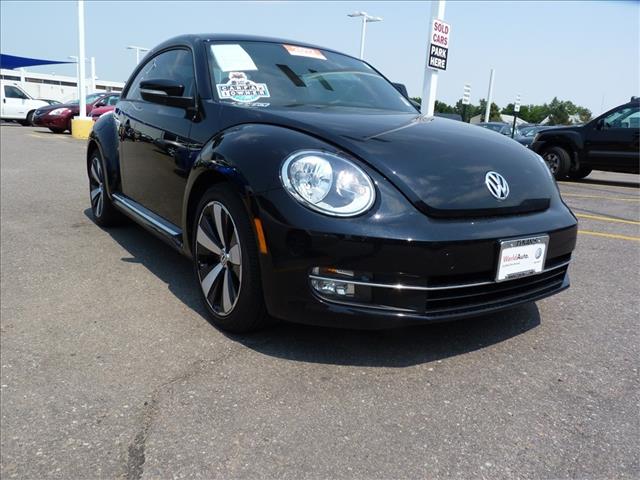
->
[149,33,357,61]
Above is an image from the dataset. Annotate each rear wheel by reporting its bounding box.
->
[542,146,571,180]
[49,127,65,134]
[88,151,120,227]
[568,166,592,180]
[19,111,34,126]
[192,185,268,333]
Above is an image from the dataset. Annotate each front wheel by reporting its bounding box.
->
[192,185,268,333]
[88,151,121,227]
[542,146,571,180]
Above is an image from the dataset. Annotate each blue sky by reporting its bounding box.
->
[1,1,638,115]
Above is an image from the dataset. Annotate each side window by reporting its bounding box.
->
[125,49,195,101]
[4,86,28,99]
[603,106,640,129]
[106,95,119,106]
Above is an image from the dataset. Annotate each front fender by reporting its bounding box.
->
[88,113,120,195]
[181,123,342,254]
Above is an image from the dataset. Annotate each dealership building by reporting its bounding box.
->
[0,67,124,103]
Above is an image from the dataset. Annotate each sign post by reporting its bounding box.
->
[462,83,471,122]
[511,94,521,138]
[420,0,447,117]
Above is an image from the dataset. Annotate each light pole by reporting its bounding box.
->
[347,11,382,59]
[420,0,446,116]
[77,0,86,118]
[68,55,80,97]
[484,68,495,122]
[127,45,150,65]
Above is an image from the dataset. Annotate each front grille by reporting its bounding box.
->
[423,265,568,317]
[309,257,570,319]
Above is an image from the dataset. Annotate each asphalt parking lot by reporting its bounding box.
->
[1,124,638,480]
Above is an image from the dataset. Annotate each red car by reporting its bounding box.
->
[89,95,120,121]
[32,92,120,133]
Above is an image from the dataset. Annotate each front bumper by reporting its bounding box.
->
[32,113,70,130]
[255,186,577,329]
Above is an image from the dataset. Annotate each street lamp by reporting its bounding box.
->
[127,45,150,65]
[347,11,382,59]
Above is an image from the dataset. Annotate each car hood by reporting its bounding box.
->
[35,102,82,114]
[221,106,557,217]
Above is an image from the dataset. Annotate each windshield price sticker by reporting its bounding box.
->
[210,44,258,72]
[283,44,327,60]
[216,72,270,103]
[496,235,549,282]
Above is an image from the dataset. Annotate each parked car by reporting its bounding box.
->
[87,34,577,333]
[531,97,640,179]
[32,92,120,133]
[477,122,521,137]
[89,94,120,121]
[516,125,563,148]
[0,81,49,126]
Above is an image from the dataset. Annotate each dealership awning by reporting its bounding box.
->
[0,54,74,70]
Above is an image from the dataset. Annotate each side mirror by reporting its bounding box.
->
[139,79,193,109]
[595,118,604,130]
[392,82,409,98]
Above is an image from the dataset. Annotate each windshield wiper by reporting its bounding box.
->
[277,64,306,87]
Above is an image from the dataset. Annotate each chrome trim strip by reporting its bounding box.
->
[112,193,181,237]
[308,260,570,292]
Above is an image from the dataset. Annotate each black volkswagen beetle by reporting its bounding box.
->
[87,34,577,332]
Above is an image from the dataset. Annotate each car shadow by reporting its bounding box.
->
[563,176,639,189]
[85,209,542,368]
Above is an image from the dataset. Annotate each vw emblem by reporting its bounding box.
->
[485,171,510,200]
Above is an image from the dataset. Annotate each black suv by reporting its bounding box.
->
[531,97,639,179]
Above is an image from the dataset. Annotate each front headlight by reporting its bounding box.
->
[280,150,376,217]
[49,108,70,116]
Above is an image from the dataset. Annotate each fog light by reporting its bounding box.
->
[310,267,356,297]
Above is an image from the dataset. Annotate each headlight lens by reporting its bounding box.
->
[49,108,70,116]
[281,150,375,217]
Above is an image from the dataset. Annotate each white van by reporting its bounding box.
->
[1,81,49,126]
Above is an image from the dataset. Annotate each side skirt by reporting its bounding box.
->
[111,193,184,252]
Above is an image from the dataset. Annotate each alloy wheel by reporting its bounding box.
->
[195,201,242,316]
[543,152,560,174]
[89,156,105,217]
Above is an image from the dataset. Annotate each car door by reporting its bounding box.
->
[2,85,29,119]
[116,48,197,226]
[585,104,640,172]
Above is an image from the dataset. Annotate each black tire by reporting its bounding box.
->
[19,111,34,126]
[192,185,268,333]
[568,166,592,180]
[49,127,65,134]
[541,146,571,180]
[88,150,121,227]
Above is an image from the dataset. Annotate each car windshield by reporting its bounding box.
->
[68,93,104,105]
[207,41,416,113]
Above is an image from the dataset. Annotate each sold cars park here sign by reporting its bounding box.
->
[428,18,450,71]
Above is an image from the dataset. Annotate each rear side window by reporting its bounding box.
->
[4,86,29,99]
[125,49,195,101]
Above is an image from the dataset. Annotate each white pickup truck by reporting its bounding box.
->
[1,81,49,126]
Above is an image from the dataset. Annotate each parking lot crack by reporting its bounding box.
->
[122,347,247,479]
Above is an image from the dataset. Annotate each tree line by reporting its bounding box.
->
[410,96,593,125]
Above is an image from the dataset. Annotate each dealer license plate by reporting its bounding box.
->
[496,235,549,282]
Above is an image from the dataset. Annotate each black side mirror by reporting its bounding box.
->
[392,82,409,98]
[139,79,193,109]
[595,118,604,130]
